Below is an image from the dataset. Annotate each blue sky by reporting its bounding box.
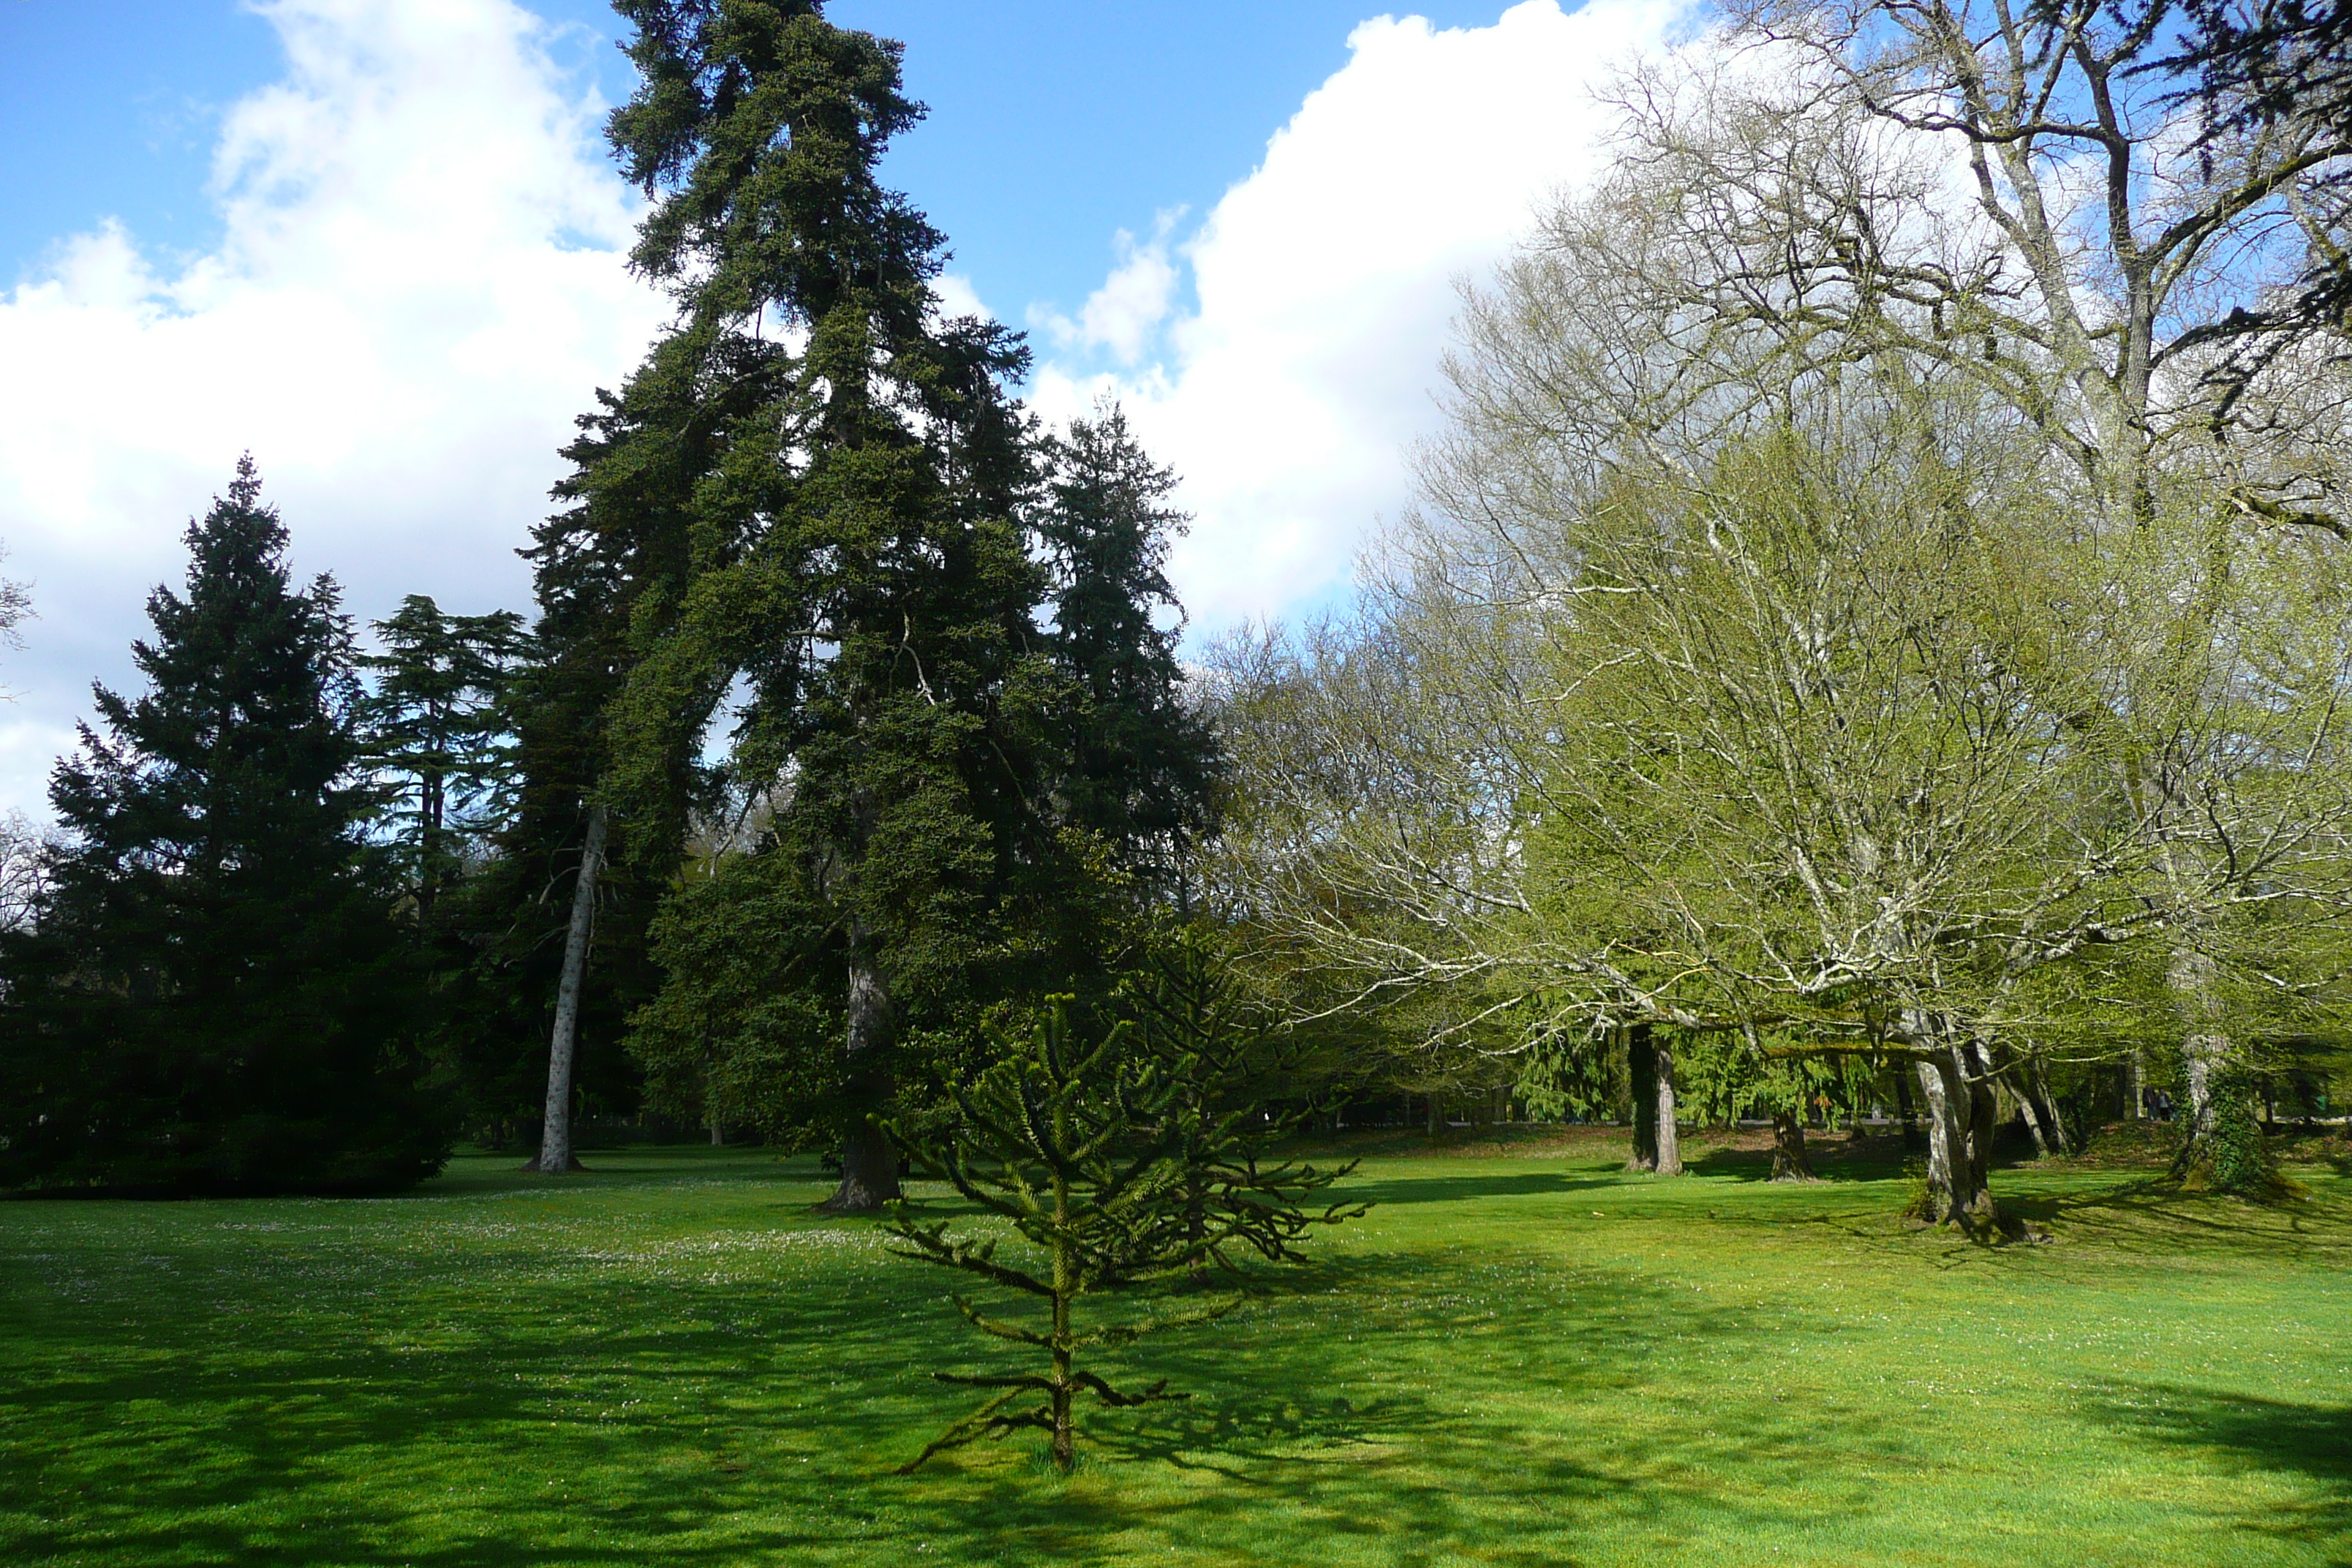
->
[0,0,1692,815]
[4,0,1504,336]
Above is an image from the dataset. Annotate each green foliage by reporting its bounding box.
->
[1512,1021,1620,1123]
[593,0,1049,1186]
[1037,404,1223,897]
[884,1003,1237,1473]
[0,459,446,1193]
[594,10,1221,1188]
[1124,930,1366,1271]
[356,595,526,916]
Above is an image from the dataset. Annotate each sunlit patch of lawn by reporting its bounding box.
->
[2,1136,2347,1566]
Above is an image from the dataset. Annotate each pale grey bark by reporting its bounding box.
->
[2171,947,2226,1153]
[532,802,607,1175]
[2033,1057,2070,1157]
[1653,1033,1684,1177]
[2013,1079,2051,1158]
[1914,1047,1995,1228]
[1915,1058,1955,1212]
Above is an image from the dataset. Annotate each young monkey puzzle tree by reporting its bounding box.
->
[884,1003,1236,1474]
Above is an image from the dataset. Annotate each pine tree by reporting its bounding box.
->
[0,459,446,1194]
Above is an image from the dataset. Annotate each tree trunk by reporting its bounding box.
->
[2013,1075,2051,1158]
[2167,946,2242,1181]
[1653,1033,1684,1177]
[2033,1054,2071,1157]
[1914,1049,1995,1229]
[2007,1047,2067,1160]
[818,940,902,1214]
[2182,1032,2220,1145]
[1427,1092,1441,1141]
[531,802,606,1175]
[1769,1111,1817,1181]
[1959,1040,1997,1202]
[1626,1025,1659,1172]
[1050,1166,1077,1471]
[1915,1057,1954,1212]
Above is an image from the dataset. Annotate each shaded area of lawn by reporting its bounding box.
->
[2,1143,2349,1566]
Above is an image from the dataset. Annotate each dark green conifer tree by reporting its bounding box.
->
[358,595,527,921]
[1037,404,1222,897]
[600,0,1050,1212]
[0,459,446,1194]
[449,337,723,1167]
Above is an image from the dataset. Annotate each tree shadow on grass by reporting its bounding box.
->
[1999,1178,2352,1262]
[2085,1384,2352,1558]
[873,1248,1850,1567]
[1686,1142,1913,1184]
[0,1215,1777,1568]
[1338,1169,1621,1207]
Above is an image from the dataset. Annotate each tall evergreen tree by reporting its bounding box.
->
[600,0,1049,1212]
[0,459,446,1194]
[447,344,718,1167]
[1036,403,1221,897]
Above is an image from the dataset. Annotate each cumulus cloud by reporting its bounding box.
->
[0,0,669,815]
[1030,0,1697,631]
[1033,211,1184,365]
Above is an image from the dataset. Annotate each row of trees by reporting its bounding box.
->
[0,3,1221,1203]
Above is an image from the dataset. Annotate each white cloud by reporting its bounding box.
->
[0,0,669,816]
[1031,0,1696,631]
[1034,211,1185,364]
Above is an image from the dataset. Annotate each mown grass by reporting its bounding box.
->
[2,1129,2348,1567]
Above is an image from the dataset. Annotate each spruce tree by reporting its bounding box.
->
[440,333,727,1161]
[0,459,446,1194]
[1038,404,1222,897]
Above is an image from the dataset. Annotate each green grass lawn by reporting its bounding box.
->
[3,1130,2348,1567]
